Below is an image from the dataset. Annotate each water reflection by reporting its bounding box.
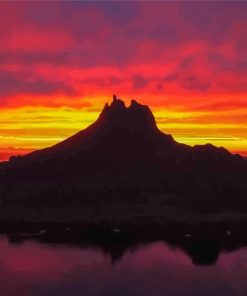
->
[5,226,247,266]
[0,232,247,296]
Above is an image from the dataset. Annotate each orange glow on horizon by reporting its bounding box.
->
[0,1,246,161]
[0,94,246,162]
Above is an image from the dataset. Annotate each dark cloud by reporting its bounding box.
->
[218,61,247,75]
[132,75,148,90]
[108,76,121,85]
[179,57,194,70]
[208,54,247,75]
[183,76,211,92]
[179,2,247,43]
[0,70,76,98]
[149,24,178,43]
[97,2,139,26]
[81,78,107,88]
[0,50,70,65]
[164,74,178,82]
[20,1,139,28]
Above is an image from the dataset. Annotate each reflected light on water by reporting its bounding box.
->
[0,237,246,296]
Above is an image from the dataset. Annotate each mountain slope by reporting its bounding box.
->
[0,96,246,220]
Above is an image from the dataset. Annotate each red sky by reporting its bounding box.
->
[0,2,246,161]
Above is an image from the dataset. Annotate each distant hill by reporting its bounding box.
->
[0,95,247,223]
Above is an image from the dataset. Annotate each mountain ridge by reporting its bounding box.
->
[0,95,246,222]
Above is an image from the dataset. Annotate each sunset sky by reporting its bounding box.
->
[0,1,246,161]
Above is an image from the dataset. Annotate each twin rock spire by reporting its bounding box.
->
[98,95,157,132]
[110,94,150,110]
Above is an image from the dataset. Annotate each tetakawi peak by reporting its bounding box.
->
[0,95,246,220]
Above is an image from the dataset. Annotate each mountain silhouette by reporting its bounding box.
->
[0,95,247,223]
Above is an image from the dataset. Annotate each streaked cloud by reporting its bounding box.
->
[0,1,246,159]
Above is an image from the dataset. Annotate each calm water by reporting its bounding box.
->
[0,236,247,296]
